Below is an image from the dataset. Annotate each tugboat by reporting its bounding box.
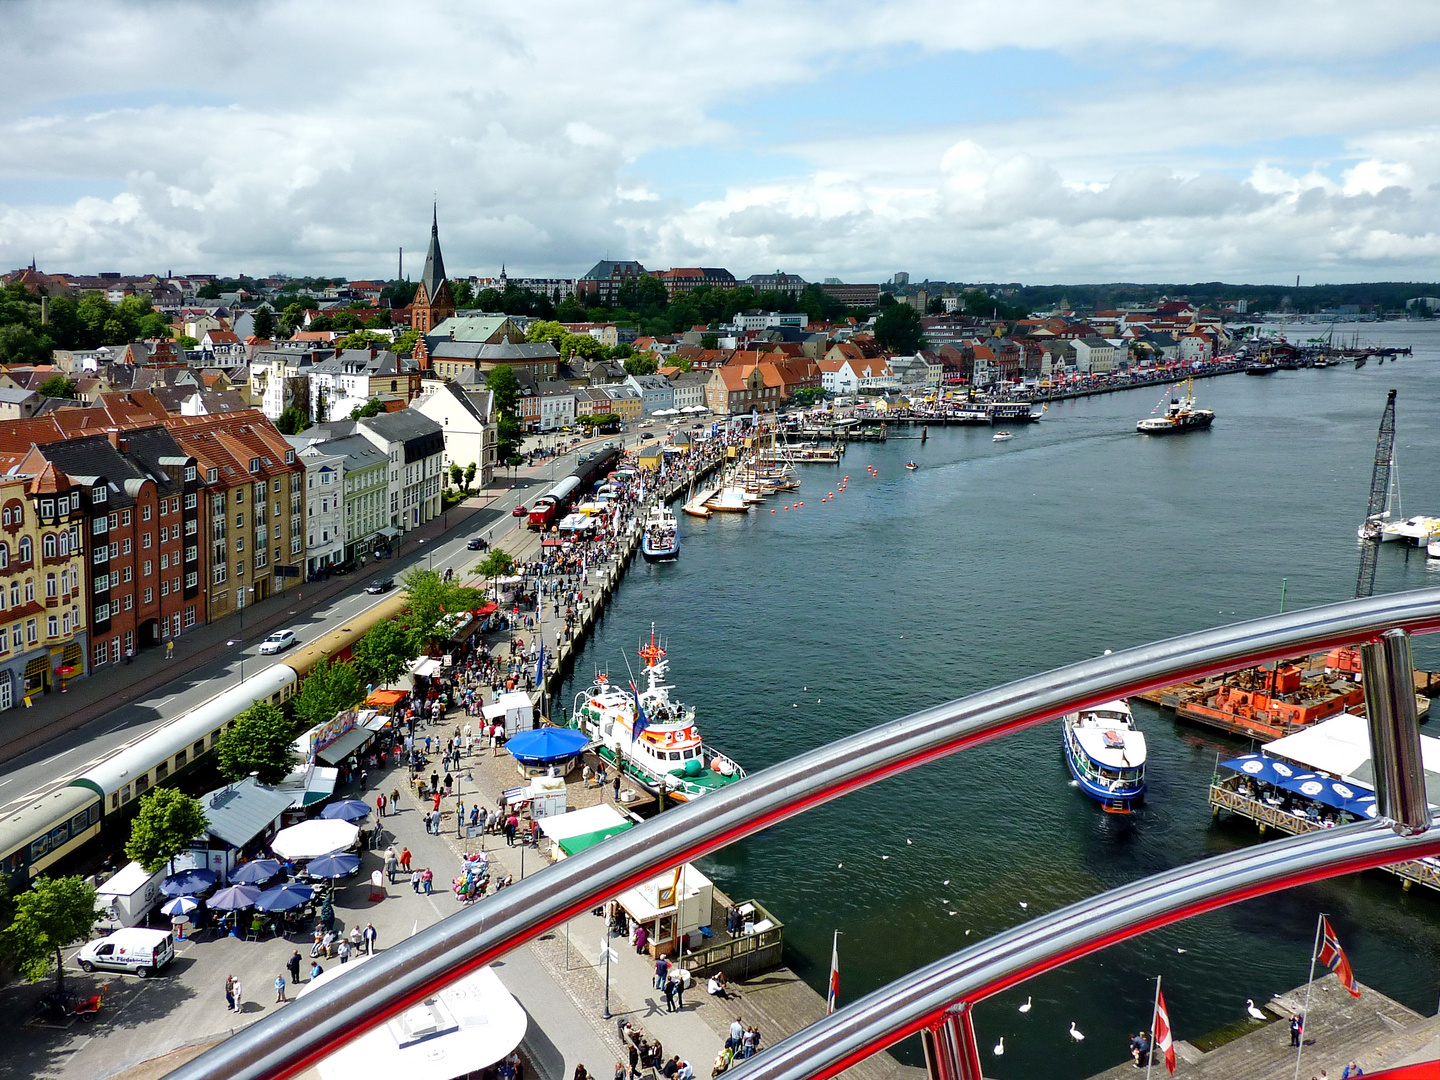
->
[571,627,745,802]
[1136,380,1215,434]
[1245,361,1278,375]
[641,504,680,562]
[1062,700,1146,813]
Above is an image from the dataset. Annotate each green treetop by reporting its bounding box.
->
[3,876,98,995]
[217,701,299,786]
[124,787,209,874]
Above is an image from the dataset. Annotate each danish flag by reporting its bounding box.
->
[1319,916,1361,998]
[1153,988,1176,1075]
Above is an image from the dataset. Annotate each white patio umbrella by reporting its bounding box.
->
[303,958,527,1080]
[270,818,359,861]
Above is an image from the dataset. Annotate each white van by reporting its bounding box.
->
[77,927,175,979]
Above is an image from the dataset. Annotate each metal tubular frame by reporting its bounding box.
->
[171,588,1440,1080]
[1361,628,1430,833]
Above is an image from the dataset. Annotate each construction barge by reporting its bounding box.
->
[1135,648,1438,741]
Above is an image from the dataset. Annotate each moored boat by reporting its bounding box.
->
[1062,700,1146,813]
[570,627,745,802]
[641,504,680,562]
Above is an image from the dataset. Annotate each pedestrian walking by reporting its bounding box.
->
[412,871,422,895]
[338,939,351,964]
[363,923,377,954]
[360,769,368,791]
[275,975,287,1003]
[613,775,621,802]
[400,846,412,872]
[166,640,174,660]
[663,977,677,1013]
[1290,1014,1303,1047]
[385,845,398,883]
[231,976,243,1012]
[287,949,302,984]
[310,960,323,981]
[224,975,235,1012]
[391,786,401,810]
[376,793,386,817]
[655,954,670,990]
[422,867,434,894]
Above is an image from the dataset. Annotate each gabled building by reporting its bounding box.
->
[576,260,647,306]
[424,336,558,383]
[412,382,497,487]
[293,446,345,578]
[308,349,418,422]
[538,380,576,432]
[705,365,778,417]
[668,370,710,411]
[289,434,388,564]
[654,267,735,300]
[625,374,674,416]
[409,206,457,334]
[340,410,445,537]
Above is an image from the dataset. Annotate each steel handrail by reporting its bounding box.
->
[170,587,1440,1080]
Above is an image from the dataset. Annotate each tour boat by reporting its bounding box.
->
[1061,700,1147,813]
[571,628,745,802]
[992,431,1014,442]
[641,504,680,562]
[1136,381,1215,435]
[904,461,919,471]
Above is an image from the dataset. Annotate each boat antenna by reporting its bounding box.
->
[621,645,640,692]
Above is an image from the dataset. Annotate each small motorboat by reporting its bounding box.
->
[904,461,918,471]
[992,431,1013,442]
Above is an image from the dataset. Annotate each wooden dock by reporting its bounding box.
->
[1084,975,1440,1080]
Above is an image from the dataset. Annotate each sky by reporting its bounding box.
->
[3,0,1440,286]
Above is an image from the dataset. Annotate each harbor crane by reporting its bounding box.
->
[1355,389,1397,599]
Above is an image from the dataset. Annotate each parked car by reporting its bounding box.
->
[512,505,528,517]
[466,538,488,551]
[77,928,175,979]
[258,629,298,655]
[365,577,395,594]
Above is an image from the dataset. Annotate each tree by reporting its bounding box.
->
[197,282,223,300]
[336,330,391,351]
[451,280,476,308]
[36,375,76,399]
[3,877,97,995]
[700,333,719,350]
[448,463,464,488]
[486,364,520,414]
[125,787,209,874]
[276,406,310,435]
[217,701,299,785]
[252,305,278,340]
[874,303,924,354]
[555,296,586,321]
[176,335,199,349]
[352,619,415,688]
[623,353,658,376]
[464,462,477,489]
[475,548,515,599]
[0,324,50,365]
[400,567,485,655]
[293,658,365,731]
[391,328,420,356]
[350,397,386,419]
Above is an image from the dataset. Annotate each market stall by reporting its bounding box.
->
[535,803,633,861]
[615,862,714,959]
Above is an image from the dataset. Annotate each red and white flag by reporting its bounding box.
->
[826,931,840,1015]
[1319,916,1361,998]
[1153,988,1176,1075]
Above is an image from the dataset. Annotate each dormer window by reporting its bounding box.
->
[249,458,260,473]
[207,467,218,484]
[93,487,107,504]
[284,450,295,464]
[185,465,196,482]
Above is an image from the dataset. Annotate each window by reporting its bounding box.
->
[285,449,295,463]
[184,605,196,627]
[235,489,244,505]
[185,545,197,563]
[143,532,152,549]
[272,477,281,494]
[235,537,243,552]
[121,509,131,525]
[171,497,179,513]
[249,457,260,473]
[161,580,169,597]
[207,467,218,483]
[143,559,152,577]
[16,536,30,562]
[154,760,168,782]
[1,507,8,526]
[107,513,118,532]
[171,613,180,637]
[0,627,7,652]
[160,554,169,571]
[46,615,58,637]
[142,504,152,521]
[42,534,56,559]
[236,513,244,528]
[26,619,37,644]
[45,573,56,598]
[122,595,132,611]
[93,574,109,593]
[110,638,120,663]
[41,499,54,517]
[94,603,109,622]
[122,566,132,583]
[0,542,6,569]
[124,630,133,652]
[235,561,244,579]
[92,516,108,537]
[185,519,196,535]
[158,499,167,517]
[143,588,153,604]
[93,641,108,667]
[122,538,132,555]
[213,562,227,585]
[255,550,267,569]
[24,581,34,603]
[184,492,197,510]
[109,570,118,587]
[185,465,196,482]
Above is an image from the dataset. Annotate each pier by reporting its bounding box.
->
[1084,975,1440,1080]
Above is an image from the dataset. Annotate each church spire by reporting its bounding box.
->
[421,201,447,303]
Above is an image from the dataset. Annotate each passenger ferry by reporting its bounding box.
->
[641,505,680,562]
[1061,700,1147,813]
[571,628,745,802]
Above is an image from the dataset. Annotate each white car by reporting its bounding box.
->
[258,629,298,655]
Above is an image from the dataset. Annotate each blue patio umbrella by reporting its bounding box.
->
[255,882,315,912]
[160,867,218,897]
[230,859,283,885]
[505,727,591,764]
[320,799,371,822]
[208,884,262,911]
[160,895,200,917]
[305,853,360,879]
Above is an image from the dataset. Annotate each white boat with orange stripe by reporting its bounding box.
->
[569,626,745,802]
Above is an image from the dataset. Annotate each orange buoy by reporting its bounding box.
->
[770,509,776,513]
[797,501,804,506]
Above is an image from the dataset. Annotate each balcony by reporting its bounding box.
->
[165,590,1440,1080]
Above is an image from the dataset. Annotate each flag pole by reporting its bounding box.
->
[1292,912,1324,1080]
[1146,975,1161,1080]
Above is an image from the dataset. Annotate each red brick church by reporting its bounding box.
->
[410,204,456,333]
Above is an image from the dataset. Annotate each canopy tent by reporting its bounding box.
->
[408,657,442,678]
[230,859,283,886]
[504,727,589,764]
[320,799,372,822]
[537,803,633,858]
[1220,755,1380,819]
[208,884,262,911]
[558,822,634,858]
[160,868,218,897]
[1260,712,1440,804]
[271,819,359,860]
[301,958,526,1080]
[314,727,373,768]
[365,689,408,710]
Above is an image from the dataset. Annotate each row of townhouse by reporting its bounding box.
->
[0,396,449,709]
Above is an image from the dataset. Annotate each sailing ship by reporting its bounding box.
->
[1136,380,1215,435]
[570,627,745,802]
[641,504,680,562]
[1061,700,1147,813]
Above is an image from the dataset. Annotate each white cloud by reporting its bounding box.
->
[1,0,1440,281]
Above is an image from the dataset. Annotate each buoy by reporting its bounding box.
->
[797,501,803,506]
[770,509,775,513]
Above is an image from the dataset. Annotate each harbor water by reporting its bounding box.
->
[557,322,1440,1079]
